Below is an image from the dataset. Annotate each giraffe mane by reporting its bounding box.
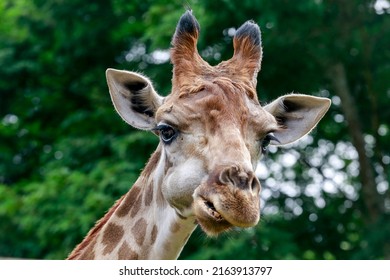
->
[67,195,125,259]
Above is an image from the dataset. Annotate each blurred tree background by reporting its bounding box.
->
[0,0,389,259]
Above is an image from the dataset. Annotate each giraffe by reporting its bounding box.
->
[67,10,330,260]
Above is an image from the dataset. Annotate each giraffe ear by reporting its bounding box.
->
[106,68,164,130]
[264,94,331,145]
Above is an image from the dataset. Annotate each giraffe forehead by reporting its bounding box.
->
[158,80,261,131]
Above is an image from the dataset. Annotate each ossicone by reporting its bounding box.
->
[170,10,210,90]
[174,10,200,40]
[171,10,201,59]
[228,19,263,86]
[234,20,261,47]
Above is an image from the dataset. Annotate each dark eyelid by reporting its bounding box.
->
[266,133,280,144]
[155,120,179,129]
[259,131,279,142]
[153,123,174,131]
[153,124,167,131]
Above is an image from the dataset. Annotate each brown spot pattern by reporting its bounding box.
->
[102,222,125,255]
[144,184,154,207]
[131,218,147,246]
[156,186,167,208]
[130,190,143,218]
[170,222,180,233]
[142,149,161,178]
[150,225,158,245]
[116,186,141,218]
[118,241,139,260]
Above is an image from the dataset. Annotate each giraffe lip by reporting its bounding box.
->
[193,195,235,236]
[202,198,225,222]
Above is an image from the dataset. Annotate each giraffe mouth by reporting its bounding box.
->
[203,199,224,221]
[193,196,233,235]
[193,182,260,236]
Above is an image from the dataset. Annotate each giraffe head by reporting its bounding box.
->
[106,11,330,236]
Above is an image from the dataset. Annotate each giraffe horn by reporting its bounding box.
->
[228,20,263,87]
[171,10,209,88]
[171,10,200,63]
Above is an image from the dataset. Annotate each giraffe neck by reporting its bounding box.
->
[67,145,197,260]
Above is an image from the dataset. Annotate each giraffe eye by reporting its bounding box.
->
[155,124,178,144]
[261,133,279,153]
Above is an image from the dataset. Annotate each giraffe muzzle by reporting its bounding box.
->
[193,165,261,236]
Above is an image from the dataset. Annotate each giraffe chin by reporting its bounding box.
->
[192,184,260,236]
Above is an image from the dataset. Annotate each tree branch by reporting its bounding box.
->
[327,62,383,223]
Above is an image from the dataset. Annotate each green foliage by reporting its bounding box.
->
[0,0,389,259]
[0,130,158,259]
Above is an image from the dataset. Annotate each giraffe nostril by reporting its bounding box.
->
[218,166,257,191]
[250,176,261,194]
[237,173,249,189]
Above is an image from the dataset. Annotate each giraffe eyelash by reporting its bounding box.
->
[261,133,279,153]
[154,123,179,144]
